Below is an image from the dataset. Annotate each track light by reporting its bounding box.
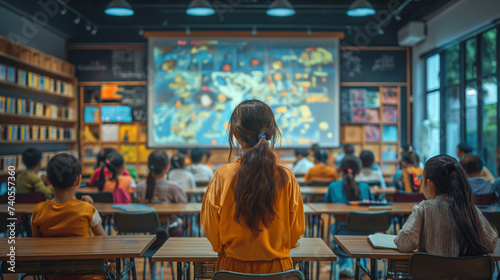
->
[185,26,191,36]
[395,14,402,21]
[377,26,384,35]
[267,0,295,17]
[73,17,81,24]
[347,0,376,17]
[186,0,215,16]
[85,24,92,31]
[138,29,144,36]
[60,8,67,15]
[91,28,97,35]
[307,26,312,35]
[105,0,134,16]
[251,27,257,36]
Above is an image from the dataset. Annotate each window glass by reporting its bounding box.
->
[482,77,497,174]
[445,86,461,158]
[426,54,440,91]
[425,91,441,159]
[445,44,460,86]
[465,82,478,148]
[466,38,477,80]
[482,28,497,76]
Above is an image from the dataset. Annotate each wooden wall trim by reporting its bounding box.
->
[144,31,345,39]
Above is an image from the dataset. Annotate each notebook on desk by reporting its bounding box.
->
[367,234,398,249]
[111,204,156,212]
[347,201,392,206]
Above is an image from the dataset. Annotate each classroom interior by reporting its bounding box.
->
[0,0,500,279]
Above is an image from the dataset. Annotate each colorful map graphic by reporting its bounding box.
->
[148,38,339,147]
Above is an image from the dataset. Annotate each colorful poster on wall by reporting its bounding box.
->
[147,37,340,148]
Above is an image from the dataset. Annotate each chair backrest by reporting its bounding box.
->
[307,180,332,186]
[473,193,497,205]
[393,192,426,203]
[364,180,382,187]
[0,192,47,203]
[409,252,494,280]
[482,211,500,234]
[212,270,304,280]
[345,211,392,234]
[113,211,161,234]
[75,192,114,203]
[0,212,7,233]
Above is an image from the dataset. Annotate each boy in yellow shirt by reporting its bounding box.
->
[32,153,105,237]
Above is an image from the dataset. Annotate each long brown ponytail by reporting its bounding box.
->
[424,155,489,256]
[228,100,288,236]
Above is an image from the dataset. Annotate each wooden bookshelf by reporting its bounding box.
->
[0,35,78,175]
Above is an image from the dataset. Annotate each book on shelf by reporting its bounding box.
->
[0,96,5,113]
[7,125,18,141]
[6,97,15,114]
[7,67,15,83]
[17,70,26,86]
[39,125,47,140]
[0,64,6,81]
[0,155,17,172]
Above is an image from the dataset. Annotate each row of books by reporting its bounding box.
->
[0,97,75,120]
[1,125,75,141]
[0,64,73,96]
[0,150,78,172]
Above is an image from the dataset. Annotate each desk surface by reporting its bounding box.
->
[0,203,202,215]
[334,235,500,260]
[0,235,156,261]
[152,237,336,262]
[309,202,416,215]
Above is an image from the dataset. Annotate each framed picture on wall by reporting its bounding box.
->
[364,125,380,142]
[381,87,398,104]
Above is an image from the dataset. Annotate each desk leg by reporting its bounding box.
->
[177,262,182,280]
[370,259,378,280]
[303,261,310,280]
[116,258,121,280]
[130,258,137,280]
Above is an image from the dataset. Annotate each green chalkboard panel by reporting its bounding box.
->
[340,49,407,83]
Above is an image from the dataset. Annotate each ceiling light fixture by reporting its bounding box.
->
[267,0,295,17]
[252,26,257,36]
[91,28,98,35]
[377,26,384,35]
[138,29,144,36]
[60,8,67,15]
[73,17,81,24]
[85,24,92,31]
[347,0,376,17]
[186,0,215,16]
[185,26,191,36]
[105,0,134,16]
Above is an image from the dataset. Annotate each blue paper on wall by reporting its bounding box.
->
[101,105,132,122]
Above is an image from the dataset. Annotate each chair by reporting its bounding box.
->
[212,270,304,280]
[114,211,169,280]
[307,180,332,186]
[409,252,494,280]
[0,192,46,203]
[75,192,114,203]
[332,211,392,280]
[393,192,426,203]
[364,180,382,187]
[474,193,497,205]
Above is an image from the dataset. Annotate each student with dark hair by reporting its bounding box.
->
[291,148,314,176]
[356,150,386,188]
[393,151,423,192]
[395,155,496,256]
[456,143,495,182]
[334,144,355,167]
[89,148,130,187]
[177,148,192,165]
[97,152,136,203]
[201,100,305,273]
[32,153,106,237]
[304,149,338,183]
[167,153,196,190]
[460,154,495,195]
[17,148,53,199]
[136,150,187,280]
[324,154,374,276]
[187,148,214,182]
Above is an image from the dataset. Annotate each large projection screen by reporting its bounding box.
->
[148,37,340,148]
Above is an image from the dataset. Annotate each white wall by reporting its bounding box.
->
[411,0,500,158]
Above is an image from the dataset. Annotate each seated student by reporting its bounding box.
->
[460,154,495,195]
[96,152,136,203]
[356,150,386,188]
[457,142,495,182]
[167,153,196,190]
[17,148,52,199]
[334,144,355,168]
[324,154,374,277]
[395,155,496,256]
[178,148,192,165]
[494,164,500,196]
[392,152,423,192]
[186,148,214,182]
[304,149,339,183]
[203,150,215,171]
[201,100,304,273]
[88,148,130,187]
[136,151,187,280]
[291,148,314,176]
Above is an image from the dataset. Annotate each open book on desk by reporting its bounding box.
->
[367,233,398,249]
[111,204,156,212]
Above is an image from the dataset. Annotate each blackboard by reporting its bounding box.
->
[340,49,407,83]
[83,85,146,122]
[69,49,147,81]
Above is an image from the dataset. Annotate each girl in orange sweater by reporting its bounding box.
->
[201,100,305,274]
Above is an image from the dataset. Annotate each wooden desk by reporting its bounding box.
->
[308,202,416,215]
[0,235,156,280]
[334,235,500,280]
[152,237,336,280]
[370,187,397,201]
[77,187,100,194]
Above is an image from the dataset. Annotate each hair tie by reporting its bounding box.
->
[105,159,111,165]
[258,133,267,140]
[347,168,353,174]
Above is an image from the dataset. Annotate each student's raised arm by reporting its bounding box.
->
[201,172,223,253]
[394,203,424,252]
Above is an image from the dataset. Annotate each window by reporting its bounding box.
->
[423,25,499,173]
